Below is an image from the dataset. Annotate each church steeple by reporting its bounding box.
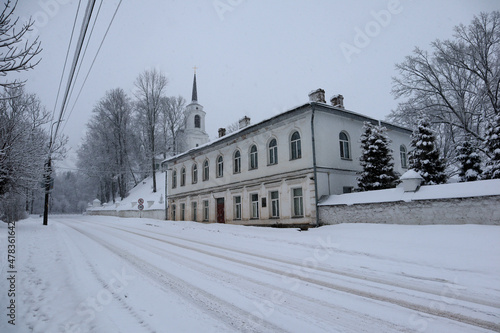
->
[191,67,198,102]
[179,67,209,153]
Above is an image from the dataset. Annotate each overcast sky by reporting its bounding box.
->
[13,0,500,170]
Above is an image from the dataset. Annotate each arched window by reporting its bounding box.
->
[180,167,186,186]
[217,155,224,177]
[203,160,209,181]
[400,145,408,168]
[172,169,177,189]
[194,115,201,128]
[268,138,278,165]
[250,145,258,169]
[290,131,301,160]
[233,150,241,174]
[192,164,198,184]
[339,131,350,159]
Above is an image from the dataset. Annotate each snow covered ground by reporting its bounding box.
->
[1,215,499,332]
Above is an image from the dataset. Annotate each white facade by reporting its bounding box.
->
[163,89,412,226]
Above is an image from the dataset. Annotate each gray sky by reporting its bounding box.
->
[13,0,500,170]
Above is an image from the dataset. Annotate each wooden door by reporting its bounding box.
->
[216,198,225,223]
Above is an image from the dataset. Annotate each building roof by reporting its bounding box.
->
[163,99,412,164]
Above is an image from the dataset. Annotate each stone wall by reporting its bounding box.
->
[87,209,165,220]
[319,195,500,225]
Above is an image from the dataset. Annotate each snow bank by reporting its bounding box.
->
[319,179,500,206]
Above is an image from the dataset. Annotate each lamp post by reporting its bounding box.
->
[43,120,62,226]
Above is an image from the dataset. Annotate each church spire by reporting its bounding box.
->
[191,66,198,102]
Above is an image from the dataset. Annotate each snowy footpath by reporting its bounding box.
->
[1,215,499,332]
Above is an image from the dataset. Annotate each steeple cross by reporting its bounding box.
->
[193,66,198,74]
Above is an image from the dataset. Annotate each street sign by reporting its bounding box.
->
[138,204,144,211]
[138,198,144,205]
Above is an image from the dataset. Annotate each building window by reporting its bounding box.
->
[233,150,241,174]
[400,145,408,168]
[180,203,185,221]
[268,138,278,165]
[343,186,354,194]
[234,196,241,220]
[217,155,224,177]
[339,131,351,159]
[203,200,209,221]
[194,115,201,128]
[251,193,259,219]
[192,164,198,184]
[192,201,197,221]
[172,170,177,189]
[203,160,209,181]
[180,167,186,186]
[270,191,280,218]
[171,204,176,221]
[290,131,301,160]
[250,144,258,169]
[292,188,304,217]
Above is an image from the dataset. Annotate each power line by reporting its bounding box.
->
[50,0,83,123]
[64,0,104,121]
[61,0,123,135]
[52,0,96,145]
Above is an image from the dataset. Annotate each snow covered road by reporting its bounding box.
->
[1,216,499,332]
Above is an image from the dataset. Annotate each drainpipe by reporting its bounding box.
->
[310,103,320,227]
[164,163,169,220]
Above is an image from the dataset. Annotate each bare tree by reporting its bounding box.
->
[0,88,65,221]
[0,0,42,89]
[390,11,500,172]
[159,95,185,157]
[134,69,168,193]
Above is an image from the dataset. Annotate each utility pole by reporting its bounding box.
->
[42,156,52,226]
[43,0,96,225]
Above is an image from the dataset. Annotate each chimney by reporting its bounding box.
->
[218,128,226,138]
[308,88,326,103]
[330,94,344,108]
[238,116,251,129]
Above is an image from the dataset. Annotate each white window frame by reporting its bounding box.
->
[234,196,241,220]
[268,138,278,165]
[270,191,280,218]
[290,131,301,160]
[292,188,304,217]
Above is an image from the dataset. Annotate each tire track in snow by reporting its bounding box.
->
[105,226,418,333]
[60,221,286,333]
[59,223,157,333]
[78,220,500,332]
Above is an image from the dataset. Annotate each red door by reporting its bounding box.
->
[216,198,225,223]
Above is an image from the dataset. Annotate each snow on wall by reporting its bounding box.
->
[87,172,166,220]
[319,179,500,225]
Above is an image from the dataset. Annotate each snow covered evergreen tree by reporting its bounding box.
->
[357,122,399,191]
[482,114,500,179]
[408,119,447,185]
[456,140,482,182]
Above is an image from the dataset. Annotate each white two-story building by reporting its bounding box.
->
[162,76,411,226]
